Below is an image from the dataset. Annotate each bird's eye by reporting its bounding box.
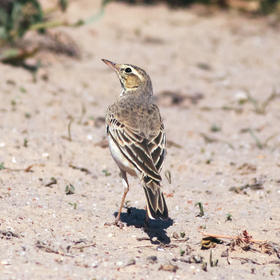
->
[125,67,132,73]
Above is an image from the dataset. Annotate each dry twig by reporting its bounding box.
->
[36,241,74,257]
[201,231,265,244]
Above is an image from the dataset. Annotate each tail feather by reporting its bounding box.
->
[143,181,168,220]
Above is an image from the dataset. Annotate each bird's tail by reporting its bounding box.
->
[143,180,168,220]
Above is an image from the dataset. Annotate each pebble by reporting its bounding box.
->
[1,259,11,265]
[192,255,203,263]
[91,261,98,268]
[151,237,157,242]
[234,90,248,103]
[146,256,157,264]
[125,259,136,266]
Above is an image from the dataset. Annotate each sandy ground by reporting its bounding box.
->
[1,1,280,279]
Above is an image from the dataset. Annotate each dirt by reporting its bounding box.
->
[1,0,280,279]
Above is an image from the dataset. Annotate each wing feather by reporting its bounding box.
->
[148,124,166,172]
[107,119,165,182]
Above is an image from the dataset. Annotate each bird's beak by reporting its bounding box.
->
[102,59,120,72]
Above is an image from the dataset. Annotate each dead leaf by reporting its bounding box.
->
[201,236,223,250]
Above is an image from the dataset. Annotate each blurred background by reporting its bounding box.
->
[1,0,280,65]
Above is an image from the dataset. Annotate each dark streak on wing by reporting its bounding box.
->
[148,128,166,172]
[108,129,138,171]
[108,119,162,182]
[123,143,161,182]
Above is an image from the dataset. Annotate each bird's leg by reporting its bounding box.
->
[115,170,129,227]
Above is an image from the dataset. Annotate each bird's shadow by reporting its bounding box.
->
[114,207,173,244]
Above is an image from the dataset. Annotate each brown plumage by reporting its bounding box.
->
[102,59,168,226]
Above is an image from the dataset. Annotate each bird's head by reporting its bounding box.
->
[102,59,152,97]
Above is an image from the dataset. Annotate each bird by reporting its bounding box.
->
[102,59,168,227]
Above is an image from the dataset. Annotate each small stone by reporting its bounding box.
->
[192,255,203,263]
[91,261,98,268]
[159,264,178,272]
[151,237,157,242]
[172,232,179,239]
[125,259,136,266]
[234,90,248,103]
[147,255,157,264]
[1,259,10,265]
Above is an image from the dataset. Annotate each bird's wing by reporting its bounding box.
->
[147,122,166,172]
[106,116,163,182]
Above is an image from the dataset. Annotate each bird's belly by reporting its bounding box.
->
[108,135,137,176]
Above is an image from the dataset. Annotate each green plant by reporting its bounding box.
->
[102,169,111,176]
[0,0,43,45]
[195,202,205,217]
[68,202,77,209]
[0,162,6,170]
[65,184,75,195]
[0,0,111,65]
[226,213,232,221]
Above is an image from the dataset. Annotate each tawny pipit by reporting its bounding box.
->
[102,59,168,226]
